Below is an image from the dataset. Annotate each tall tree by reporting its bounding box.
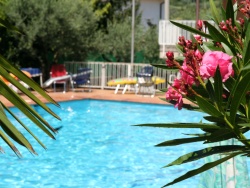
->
[91,0,133,30]
[92,18,160,63]
[2,0,98,78]
[170,0,221,20]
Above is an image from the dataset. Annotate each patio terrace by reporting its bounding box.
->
[0,89,168,108]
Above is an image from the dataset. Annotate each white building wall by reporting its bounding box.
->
[139,0,163,27]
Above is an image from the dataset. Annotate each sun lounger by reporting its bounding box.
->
[43,64,73,92]
[21,68,43,86]
[71,68,92,92]
[135,66,155,97]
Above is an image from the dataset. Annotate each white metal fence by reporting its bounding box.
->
[65,61,179,91]
[158,20,215,57]
[159,20,198,46]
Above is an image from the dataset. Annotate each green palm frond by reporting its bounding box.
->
[0,18,60,156]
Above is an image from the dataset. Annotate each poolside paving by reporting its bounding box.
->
[0,88,169,107]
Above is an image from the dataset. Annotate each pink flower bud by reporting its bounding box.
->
[221,25,228,31]
[239,18,244,27]
[222,94,227,99]
[185,40,192,48]
[166,51,174,60]
[166,59,174,67]
[219,21,228,31]
[197,20,203,30]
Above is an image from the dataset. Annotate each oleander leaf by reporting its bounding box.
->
[226,0,235,26]
[209,0,221,24]
[156,136,209,147]
[195,95,222,117]
[165,145,245,167]
[134,123,220,129]
[150,63,178,70]
[230,72,250,124]
[163,152,241,187]
[205,129,237,143]
[205,22,235,54]
[214,67,223,111]
[170,21,212,40]
[243,21,250,66]
[203,116,225,123]
[206,79,215,102]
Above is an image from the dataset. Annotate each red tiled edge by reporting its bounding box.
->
[1,89,169,107]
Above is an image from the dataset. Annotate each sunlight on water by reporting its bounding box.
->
[0,99,214,188]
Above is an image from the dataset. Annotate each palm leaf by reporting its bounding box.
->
[0,55,60,116]
[0,14,60,155]
[0,106,35,154]
[2,102,47,149]
[0,130,22,157]
[0,80,56,139]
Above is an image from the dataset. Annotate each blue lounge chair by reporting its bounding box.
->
[71,68,92,92]
[135,66,155,97]
[21,67,43,86]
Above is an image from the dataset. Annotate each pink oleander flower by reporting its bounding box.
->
[185,40,192,48]
[172,78,182,89]
[166,87,183,110]
[200,51,234,82]
[194,49,203,60]
[180,61,196,86]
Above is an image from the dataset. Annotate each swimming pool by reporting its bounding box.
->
[0,99,210,187]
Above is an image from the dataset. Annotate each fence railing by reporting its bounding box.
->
[159,20,198,46]
[158,20,215,58]
[65,61,179,91]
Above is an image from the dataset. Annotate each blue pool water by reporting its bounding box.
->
[0,100,212,187]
